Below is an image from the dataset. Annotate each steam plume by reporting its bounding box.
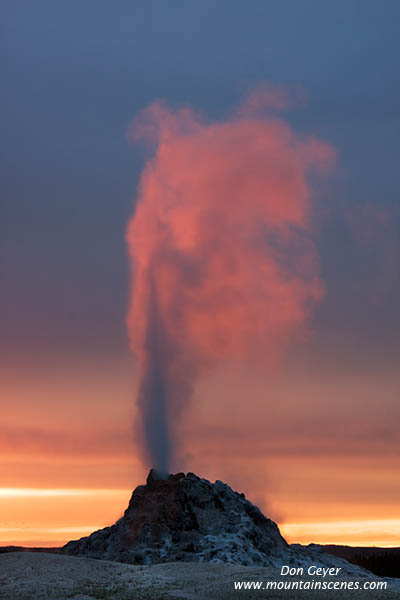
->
[126,89,335,472]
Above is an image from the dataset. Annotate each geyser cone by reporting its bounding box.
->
[62,470,369,576]
[63,470,288,565]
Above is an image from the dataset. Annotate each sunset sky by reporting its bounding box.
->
[2,1,399,548]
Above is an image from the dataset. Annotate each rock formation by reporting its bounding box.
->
[62,470,368,575]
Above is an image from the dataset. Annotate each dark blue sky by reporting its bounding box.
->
[2,0,399,368]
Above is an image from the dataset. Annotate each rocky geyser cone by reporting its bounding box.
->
[62,470,287,565]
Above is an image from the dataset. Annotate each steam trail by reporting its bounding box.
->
[137,274,170,474]
[126,88,335,471]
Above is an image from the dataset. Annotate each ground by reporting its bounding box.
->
[0,552,399,600]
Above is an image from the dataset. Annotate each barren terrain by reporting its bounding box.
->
[1,552,399,600]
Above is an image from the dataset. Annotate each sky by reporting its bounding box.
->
[1,0,399,547]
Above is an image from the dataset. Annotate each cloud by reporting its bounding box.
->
[237,83,307,116]
[0,426,133,459]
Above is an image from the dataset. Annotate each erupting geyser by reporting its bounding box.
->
[126,88,335,472]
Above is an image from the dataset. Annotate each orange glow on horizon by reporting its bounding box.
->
[1,360,398,550]
[281,520,400,548]
[0,488,128,498]
[0,485,398,549]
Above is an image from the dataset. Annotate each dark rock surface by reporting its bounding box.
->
[63,471,287,565]
[62,471,369,574]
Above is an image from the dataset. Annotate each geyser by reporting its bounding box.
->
[126,87,335,472]
[62,469,368,576]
